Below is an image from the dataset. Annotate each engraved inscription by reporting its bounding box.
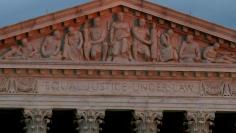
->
[39,79,201,96]
[0,77,235,97]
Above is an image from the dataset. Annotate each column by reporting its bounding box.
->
[23,108,52,133]
[185,111,215,133]
[133,110,163,133]
[75,109,105,133]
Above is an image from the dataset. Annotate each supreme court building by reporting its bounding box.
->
[0,0,236,133]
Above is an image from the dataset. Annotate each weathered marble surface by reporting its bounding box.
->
[0,2,235,65]
[0,77,235,98]
[0,1,236,126]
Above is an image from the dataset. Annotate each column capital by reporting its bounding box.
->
[185,111,215,133]
[75,109,105,133]
[24,108,52,133]
[133,110,163,133]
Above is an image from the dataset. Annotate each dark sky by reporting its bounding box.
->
[0,0,235,30]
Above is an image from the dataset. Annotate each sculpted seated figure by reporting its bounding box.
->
[63,27,83,61]
[160,29,178,62]
[203,43,236,63]
[132,18,152,61]
[179,35,201,63]
[21,38,39,59]
[109,12,132,61]
[83,17,108,61]
[41,30,62,59]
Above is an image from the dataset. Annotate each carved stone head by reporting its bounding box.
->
[152,23,157,28]
[68,27,75,36]
[213,42,220,50]
[21,38,28,46]
[139,18,146,27]
[186,35,194,43]
[117,12,124,21]
[93,17,101,27]
[53,30,61,39]
[167,29,174,36]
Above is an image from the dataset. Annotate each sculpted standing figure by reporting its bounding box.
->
[160,29,178,62]
[110,12,132,61]
[83,22,91,61]
[41,30,62,59]
[63,27,83,61]
[150,23,159,62]
[83,17,108,61]
[132,18,152,61]
[203,43,236,63]
[179,35,201,63]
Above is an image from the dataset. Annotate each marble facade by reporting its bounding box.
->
[0,0,236,132]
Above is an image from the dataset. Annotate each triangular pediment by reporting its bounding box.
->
[0,0,236,73]
[1,0,236,109]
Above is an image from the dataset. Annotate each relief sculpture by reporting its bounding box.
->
[0,11,235,64]
[0,78,9,92]
[159,29,178,62]
[150,23,159,62]
[179,35,201,63]
[14,78,38,93]
[109,12,132,62]
[201,80,233,96]
[2,38,40,60]
[132,18,152,61]
[1,44,23,59]
[63,27,84,61]
[21,38,40,59]
[203,43,236,63]
[83,17,108,61]
[0,78,37,94]
[41,30,62,59]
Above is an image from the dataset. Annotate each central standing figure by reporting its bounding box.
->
[110,12,132,61]
[83,17,108,61]
[132,18,152,61]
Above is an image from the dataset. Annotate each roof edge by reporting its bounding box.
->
[0,0,235,43]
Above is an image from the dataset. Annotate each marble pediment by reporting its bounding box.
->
[0,0,236,72]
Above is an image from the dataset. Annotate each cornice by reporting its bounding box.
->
[0,61,236,72]
[0,0,235,44]
[0,62,235,79]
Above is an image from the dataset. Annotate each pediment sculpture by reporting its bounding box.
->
[0,9,235,64]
